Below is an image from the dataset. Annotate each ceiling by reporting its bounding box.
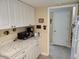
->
[50,7,73,13]
[21,0,78,7]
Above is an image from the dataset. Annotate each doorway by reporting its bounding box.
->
[48,4,78,59]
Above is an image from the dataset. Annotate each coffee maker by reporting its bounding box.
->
[17,26,34,40]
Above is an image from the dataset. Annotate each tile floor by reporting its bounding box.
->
[38,45,71,59]
[37,55,52,59]
[49,45,71,59]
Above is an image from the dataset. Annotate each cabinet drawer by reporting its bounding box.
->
[25,43,40,59]
[12,50,26,59]
[15,54,26,59]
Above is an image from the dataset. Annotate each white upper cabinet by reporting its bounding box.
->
[22,2,35,26]
[22,3,29,26]
[28,6,35,25]
[14,0,24,27]
[9,0,35,28]
[8,0,16,28]
[9,0,24,27]
[0,0,10,29]
[0,0,35,29]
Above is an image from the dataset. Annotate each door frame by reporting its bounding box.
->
[47,4,78,59]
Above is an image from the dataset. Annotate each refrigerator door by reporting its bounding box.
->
[71,16,79,59]
[76,16,79,59]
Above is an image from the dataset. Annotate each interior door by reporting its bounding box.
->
[52,8,72,47]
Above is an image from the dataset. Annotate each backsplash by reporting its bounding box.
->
[0,27,26,38]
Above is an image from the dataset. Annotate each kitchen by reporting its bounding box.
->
[0,0,79,59]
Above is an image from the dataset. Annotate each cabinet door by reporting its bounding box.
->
[13,50,27,59]
[28,7,35,25]
[22,4,29,26]
[9,0,35,27]
[8,0,16,27]
[25,46,33,59]
[18,3,35,26]
[25,44,40,59]
[14,0,24,27]
[33,44,40,59]
[0,0,10,29]
[23,4,35,26]
[15,54,26,59]
[9,0,24,27]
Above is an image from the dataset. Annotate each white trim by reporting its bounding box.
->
[47,4,78,59]
[18,0,34,8]
[41,52,49,56]
[49,4,77,9]
[47,6,50,56]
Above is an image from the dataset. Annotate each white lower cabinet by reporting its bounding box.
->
[12,50,26,59]
[12,44,40,59]
[15,54,26,59]
[25,44,40,59]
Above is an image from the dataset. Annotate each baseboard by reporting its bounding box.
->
[41,52,49,56]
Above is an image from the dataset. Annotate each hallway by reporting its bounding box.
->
[49,45,71,59]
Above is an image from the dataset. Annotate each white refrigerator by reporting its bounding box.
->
[71,16,79,59]
[76,16,79,59]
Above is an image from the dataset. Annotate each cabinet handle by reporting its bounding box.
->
[22,55,26,59]
[29,24,31,26]
[11,26,16,28]
[22,51,25,53]
[23,52,25,53]
[14,26,16,28]
[23,57,25,59]
[11,26,14,28]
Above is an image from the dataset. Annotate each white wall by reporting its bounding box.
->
[35,7,49,55]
